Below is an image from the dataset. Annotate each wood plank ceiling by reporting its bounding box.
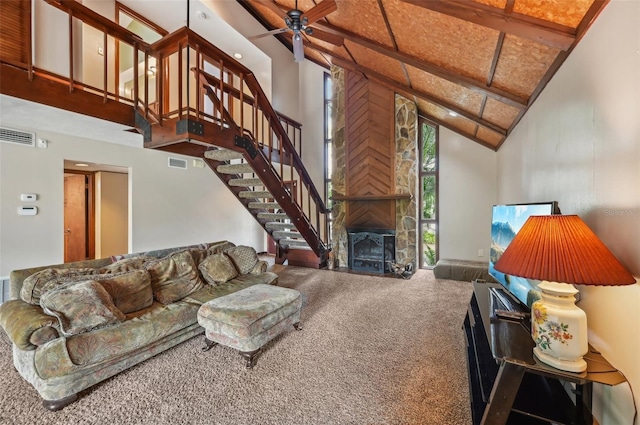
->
[238,0,608,150]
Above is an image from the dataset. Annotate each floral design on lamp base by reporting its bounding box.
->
[531,281,588,373]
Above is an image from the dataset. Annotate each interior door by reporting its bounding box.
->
[64,174,87,262]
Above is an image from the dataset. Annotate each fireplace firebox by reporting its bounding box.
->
[347,229,395,273]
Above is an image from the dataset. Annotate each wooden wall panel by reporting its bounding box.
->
[0,0,30,67]
[344,69,396,230]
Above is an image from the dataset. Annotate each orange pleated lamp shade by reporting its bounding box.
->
[494,215,636,286]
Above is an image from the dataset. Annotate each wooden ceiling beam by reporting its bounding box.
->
[400,0,576,51]
[327,54,507,137]
[312,21,527,109]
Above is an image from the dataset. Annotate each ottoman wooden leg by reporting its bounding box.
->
[202,338,218,352]
[293,322,302,331]
[240,349,261,369]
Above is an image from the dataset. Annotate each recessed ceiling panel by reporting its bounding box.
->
[344,40,408,85]
[476,126,504,148]
[472,0,507,8]
[481,98,521,129]
[246,1,288,33]
[513,0,595,27]
[328,0,395,48]
[382,0,499,81]
[416,98,478,136]
[406,65,484,116]
[304,49,331,67]
[491,34,560,99]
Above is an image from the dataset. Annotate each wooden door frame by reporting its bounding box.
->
[64,169,96,260]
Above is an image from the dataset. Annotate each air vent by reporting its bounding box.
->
[0,127,36,147]
[168,157,187,169]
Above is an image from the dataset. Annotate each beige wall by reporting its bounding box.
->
[95,171,128,258]
[497,2,640,423]
[0,125,265,276]
[438,127,498,262]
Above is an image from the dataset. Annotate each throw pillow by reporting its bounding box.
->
[145,249,205,305]
[198,253,238,286]
[40,280,126,337]
[224,245,259,275]
[96,270,153,314]
[21,267,96,305]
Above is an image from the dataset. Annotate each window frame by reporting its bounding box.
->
[418,116,439,268]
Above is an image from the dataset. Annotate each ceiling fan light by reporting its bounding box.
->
[293,33,304,62]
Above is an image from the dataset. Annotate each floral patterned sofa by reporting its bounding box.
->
[0,241,277,411]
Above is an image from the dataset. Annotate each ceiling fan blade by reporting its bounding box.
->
[306,27,343,46]
[249,27,289,40]
[253,0,288,19]
[302,0,337,26]
[293,33,305,63]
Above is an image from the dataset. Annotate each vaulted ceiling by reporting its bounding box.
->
[238,0,608,150]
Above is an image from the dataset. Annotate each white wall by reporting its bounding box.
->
[497,1,640,423]
[299,60,328,196]
[0,125,264,276]
[439,127,497,261]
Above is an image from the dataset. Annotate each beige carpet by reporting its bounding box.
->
[0,266,473,425]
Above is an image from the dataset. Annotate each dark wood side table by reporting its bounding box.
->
[464,280,627,425]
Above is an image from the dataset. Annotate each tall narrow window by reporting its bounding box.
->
[324,73,333,239]
[419,118,438,267]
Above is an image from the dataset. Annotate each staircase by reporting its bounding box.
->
[203,148,317,265]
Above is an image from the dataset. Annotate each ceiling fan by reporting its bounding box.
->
[250,0,342,62]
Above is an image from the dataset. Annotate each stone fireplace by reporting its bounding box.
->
[330,65,418,272]
[347,229,395,273]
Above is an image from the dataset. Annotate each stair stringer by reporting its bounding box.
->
[209,139,325,264]
[196,79,327,265]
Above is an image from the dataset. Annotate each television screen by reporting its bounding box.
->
[489,202,559,310]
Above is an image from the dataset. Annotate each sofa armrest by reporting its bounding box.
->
[250,260,269,275]
[0,300,59,350]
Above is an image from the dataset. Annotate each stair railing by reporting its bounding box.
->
[147,28,329,254]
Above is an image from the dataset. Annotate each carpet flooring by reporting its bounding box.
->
[0,266,473,425]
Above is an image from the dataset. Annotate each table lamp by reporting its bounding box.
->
[494,215,636,373]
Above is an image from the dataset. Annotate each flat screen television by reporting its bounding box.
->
[489,201,560,310]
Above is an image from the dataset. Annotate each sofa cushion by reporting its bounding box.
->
[0,300,58,350]
[224,245,259,275]
[20,267,96,305]
[145,249,205,305]
[199,253,238,286]
[40,280,126,337]
[96,270,153,314]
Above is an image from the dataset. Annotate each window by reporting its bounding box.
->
[419,118,438,267]
[324,73,333,238]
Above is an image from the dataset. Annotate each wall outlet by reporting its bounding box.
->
[478,249,484,257]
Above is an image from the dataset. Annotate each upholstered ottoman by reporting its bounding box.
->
[197,284,302,368]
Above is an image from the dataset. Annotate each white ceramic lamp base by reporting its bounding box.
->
[533,346,587,373]
[531,281,588,373]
